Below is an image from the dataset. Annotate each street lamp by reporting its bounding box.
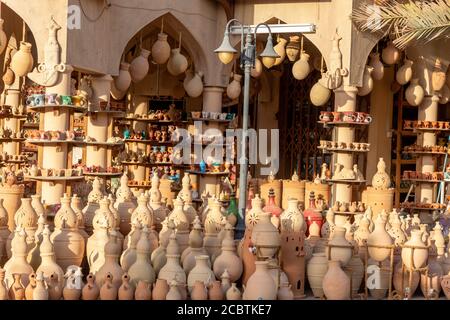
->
[215,19,279,239]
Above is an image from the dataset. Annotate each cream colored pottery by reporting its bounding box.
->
[166,280,182,300]
[187,255,215,293]
[131,193,153,229]
[306,253,328,297]
[0,199,9,265]
[251,210,280,259]
[36,225,64,288]
[345,255,364,295]
[118,273,134,300]
[273,37,287,66]
[405,78,425,106]
[114,174,136,235]
[47,273,62,300]
[9,273,25,300]
[357,65,374,96]
[14,198,37,252]
[151,33,171,64]
[127,227,156,286]
[401,230,428,269]
[169,197,189,253]
[381,41,400,65]
[396,59,413,85]
[226,283,241,300]
[243,261,277,300]
[367,214,393,262]
[25,273,36,300]
[158,254,186,290]
[369,52,384,80]
[167,48,188,76]
[220,270,231,294]
[0,182,24,232]
[4,229,33,289]
[280,198,305,233]
[31,195,46,219]
[226,74,242,100]
[327,226,352,267]
[3,67,14,86]
[432,58,446,91]
[10,41,34,77]
[322,260,350,300]
[83,178,103,234]
[251,58,262,78]
[120,222,141,271]
[130,48,150,83]
[114,62,132,92]
[86,224,109,273]
[99,273,117,300]
[213,224,242,282]
[95,231,124,289]
[184,71,203,98]
[277,283,294,300]
[32,272,48,300]
[135,280,152,300]
[292,51,310,80]
[310,78,331,106]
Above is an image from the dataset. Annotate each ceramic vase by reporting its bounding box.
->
[405,79,424,106]
[10,41,34,77]
[310,78,331,106]
[357,65,374,96]
[367,214,393,262]
[166,280,182,300]
[322,260,350,300]
[381,41,400,65]
[396,59,413,85]
[114,62,132,92]
[95,232,124,289]
[250,210,281,259]
[306,253,328,297]
[243,261,277,300]
[130,48,150,83]
[127,227,156,286]
[9,273,25,300]
[4,229,34,289]
[345,255,364,295]
[167,48,188,76]
[327,227,352,267]
[36,225,64,288]
[420,257,442,297]
[226,74,242,100]
[208,280,224,300]
[369,52,384,80]
[184,71,204,98]
[393,261,420,296]
[25,273,36,300]
[277,283,294,300]
[151,33,171,64]
[280,198,304,233]
[292,51,310,80]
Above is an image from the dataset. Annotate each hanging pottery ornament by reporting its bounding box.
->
[184,71,203,98]
[226,73,242,100]
[431,58,446,92]
[381,41,400,65]
[251,58,263,78]
[167,33,188,76]
[130,48,150,83]
[172,81,185,99]
[286,36,300,62]
[368,52,384,80]
[396,59,413,85]
[0,19,7,55]
[10,41,34,77]
[114,62,132,92]
[110,81,127,101]
[292,51,310,80]
[405,78,424,106]
[152,20,171,65]
[357,65,374,96]
[2,67,14,86]
[439,84,450,105]
[310,77,331,106]
[273,37,287,66]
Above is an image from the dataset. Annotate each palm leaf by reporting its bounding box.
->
[351,0,450,49]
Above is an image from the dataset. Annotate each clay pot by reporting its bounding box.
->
[184,71,204,98]
[251,58,263,78]
[357,65,374,96]
[369,52,384,80]
[213,234,243,282]
[306,253,328,297]
[116,273,134,300]
[367,259,390,299]
[99,273,117,300]
[432,58,446,92]
[152,278,169,300]
[36,225,64,288]
[3,67,14,86]
[327,226,352,267]
[9,273,25,300]
[167,48,188,76]
[33,272,48,300]
[396,59,413,85]
[251,210,280,259]
[95,232,124,288]
[114,174,136,235]
[345,255,364,295]
[310,78,331,106]
[135,280,152,300]
[243,261,277,300]
[31,194,45,219]
[381,41,400,65]
[393,261,420,296]
[420,257,442,297]
[226,283,241,300]
[25,273,36,300]
[401,229,428,269]
[127,227,156,286]
[277,283,294,300]
[286,36,300,62]
[114,62,132,92]
[280,198,304,233]
[208,280,224,300]
[10,41,34,77]
[151,33,171,65]
[4,229,34,289]
[191,280,207,300]
[405,79,425,106]
[166,280,182,300]
[130,48,150,83]
[367,214,393,262]
[187,255,215,293]
[273,37,288,66]
[292,51,311,80]
[322,260,350,300]
[226,74,242,100]
[158,254,186,291]
[81,273,99,300]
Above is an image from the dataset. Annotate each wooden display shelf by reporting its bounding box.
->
[24,176,85,182]
[401,206,445,211]
[84,141,124,147]
[119,117,185,124]
[22,123,39,128]
[83,171,123,177]
[186,170,230,176]
[121,161,173,166]
[191,117,231,123]
[26,139,85,145]
[317,146,369,153]
[87,110,125,117]
[324,179,367,184]
[402,178,450,184]
[28,104,87,113]
[0,137,26,142]
[391,159,416,165]
[124,139,174,145]
[318,121,370,126]
[403,150,447,156]
[127,183,152,188]
[0,114,27,119]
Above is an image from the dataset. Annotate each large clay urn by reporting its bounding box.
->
[130,48,150,83]
[310,77,331,106]
[292,51,311,80]
[369,52,384,80]
[357,65,375,96]
[226,74,242,100]
[322,260,350,300]
[187,255,215,293]
[10,41,34,77]
[120,222,141,272]
[306,253,328,297]
[167,48,188,76]
[114,62,132,92]
[151,33,171,65]
[401,229,428,269]
[327,226,352,267]
[273,37,288,66]
[367,214,393,262]
[405,79,425,106]
[184,71,204,98]
[213,224,243,282]
[396,59,413,85]
[243,261,277,300]
[381,41,400,65]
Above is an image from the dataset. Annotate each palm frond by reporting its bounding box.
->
[351,0,450,49]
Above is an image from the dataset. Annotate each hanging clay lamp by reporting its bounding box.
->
[226,74,242,100]
[251,58,263,78]
[167,48,188,76]
[431,58,446,92]
[357,65,375,96]
[292,51,311,80]
[285,36,300,62]
[381,41,400,65]
[114,62,132,92]
[130,48,150,83]
[273,37,288,66]
[405,78,425,106]
[310,76,331,106]
[184,71,204,98]
[396,59,413,85]
[151,32,171,65]
[10,41,34,77]
[369,52,384,80]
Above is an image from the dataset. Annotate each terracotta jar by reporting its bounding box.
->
[381,41,400,65]
[393,261,420,296]
[0,269,7,300]
[191,280,208,300]
[277,283,294,300]
[187,255,215,293]
[99,273,117,300]
[306,253,328,297]
[213,224,242,282]
[322,260,350,300]
[25,272,36,300]
[420,256,442,297]
[310,77,331,106]
[151,32,171,64]
[303,192,323,236]
[432,58,446,91]
[226,73,242,100]
[280,198,305,234]
[226,283,241,300]
[243,261,277,300]
[405,79,425,106]
[81,273,99,300]
[120,222,141,272]
[251,210,281,260]
[71,194,89,240]
[367,214,393,262]
[152,278,169,300]
[4,229,34,289]
[273,37,288,66]
[396,59,413,85]
[286,36,300,62]
[357,65,374,96]
[95,231,124,289]
[47,273,62,300]
[208,280,224,300]
[184,71,204,98]
[327,226,352,267]
[345,255,364,295]
[369,52,384,80]
[135,280,152,300]
[36,225,64,288]
[128,227,156,287]
[263,188,283,229]
[82,177,104,234]
[130,48,150,82]
[114,62,132,92]
[9,273,25,300]
[114,173,136,235]
[32,272,48,300]
[167,48,188,76]
[10,41,34,77]
[166,280,182,300]
[401,229,428,269]
[51,194,85,270]
[292,51,311,80]
[117,273,133,300]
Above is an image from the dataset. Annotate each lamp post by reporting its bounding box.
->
[215,19,279,239]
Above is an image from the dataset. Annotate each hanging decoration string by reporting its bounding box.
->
[178,32,182,50]
[301,36,304,53]
[161,17,164,33]
[320,55,324,74]
[276,19,280,42]
[22,21,26,42]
